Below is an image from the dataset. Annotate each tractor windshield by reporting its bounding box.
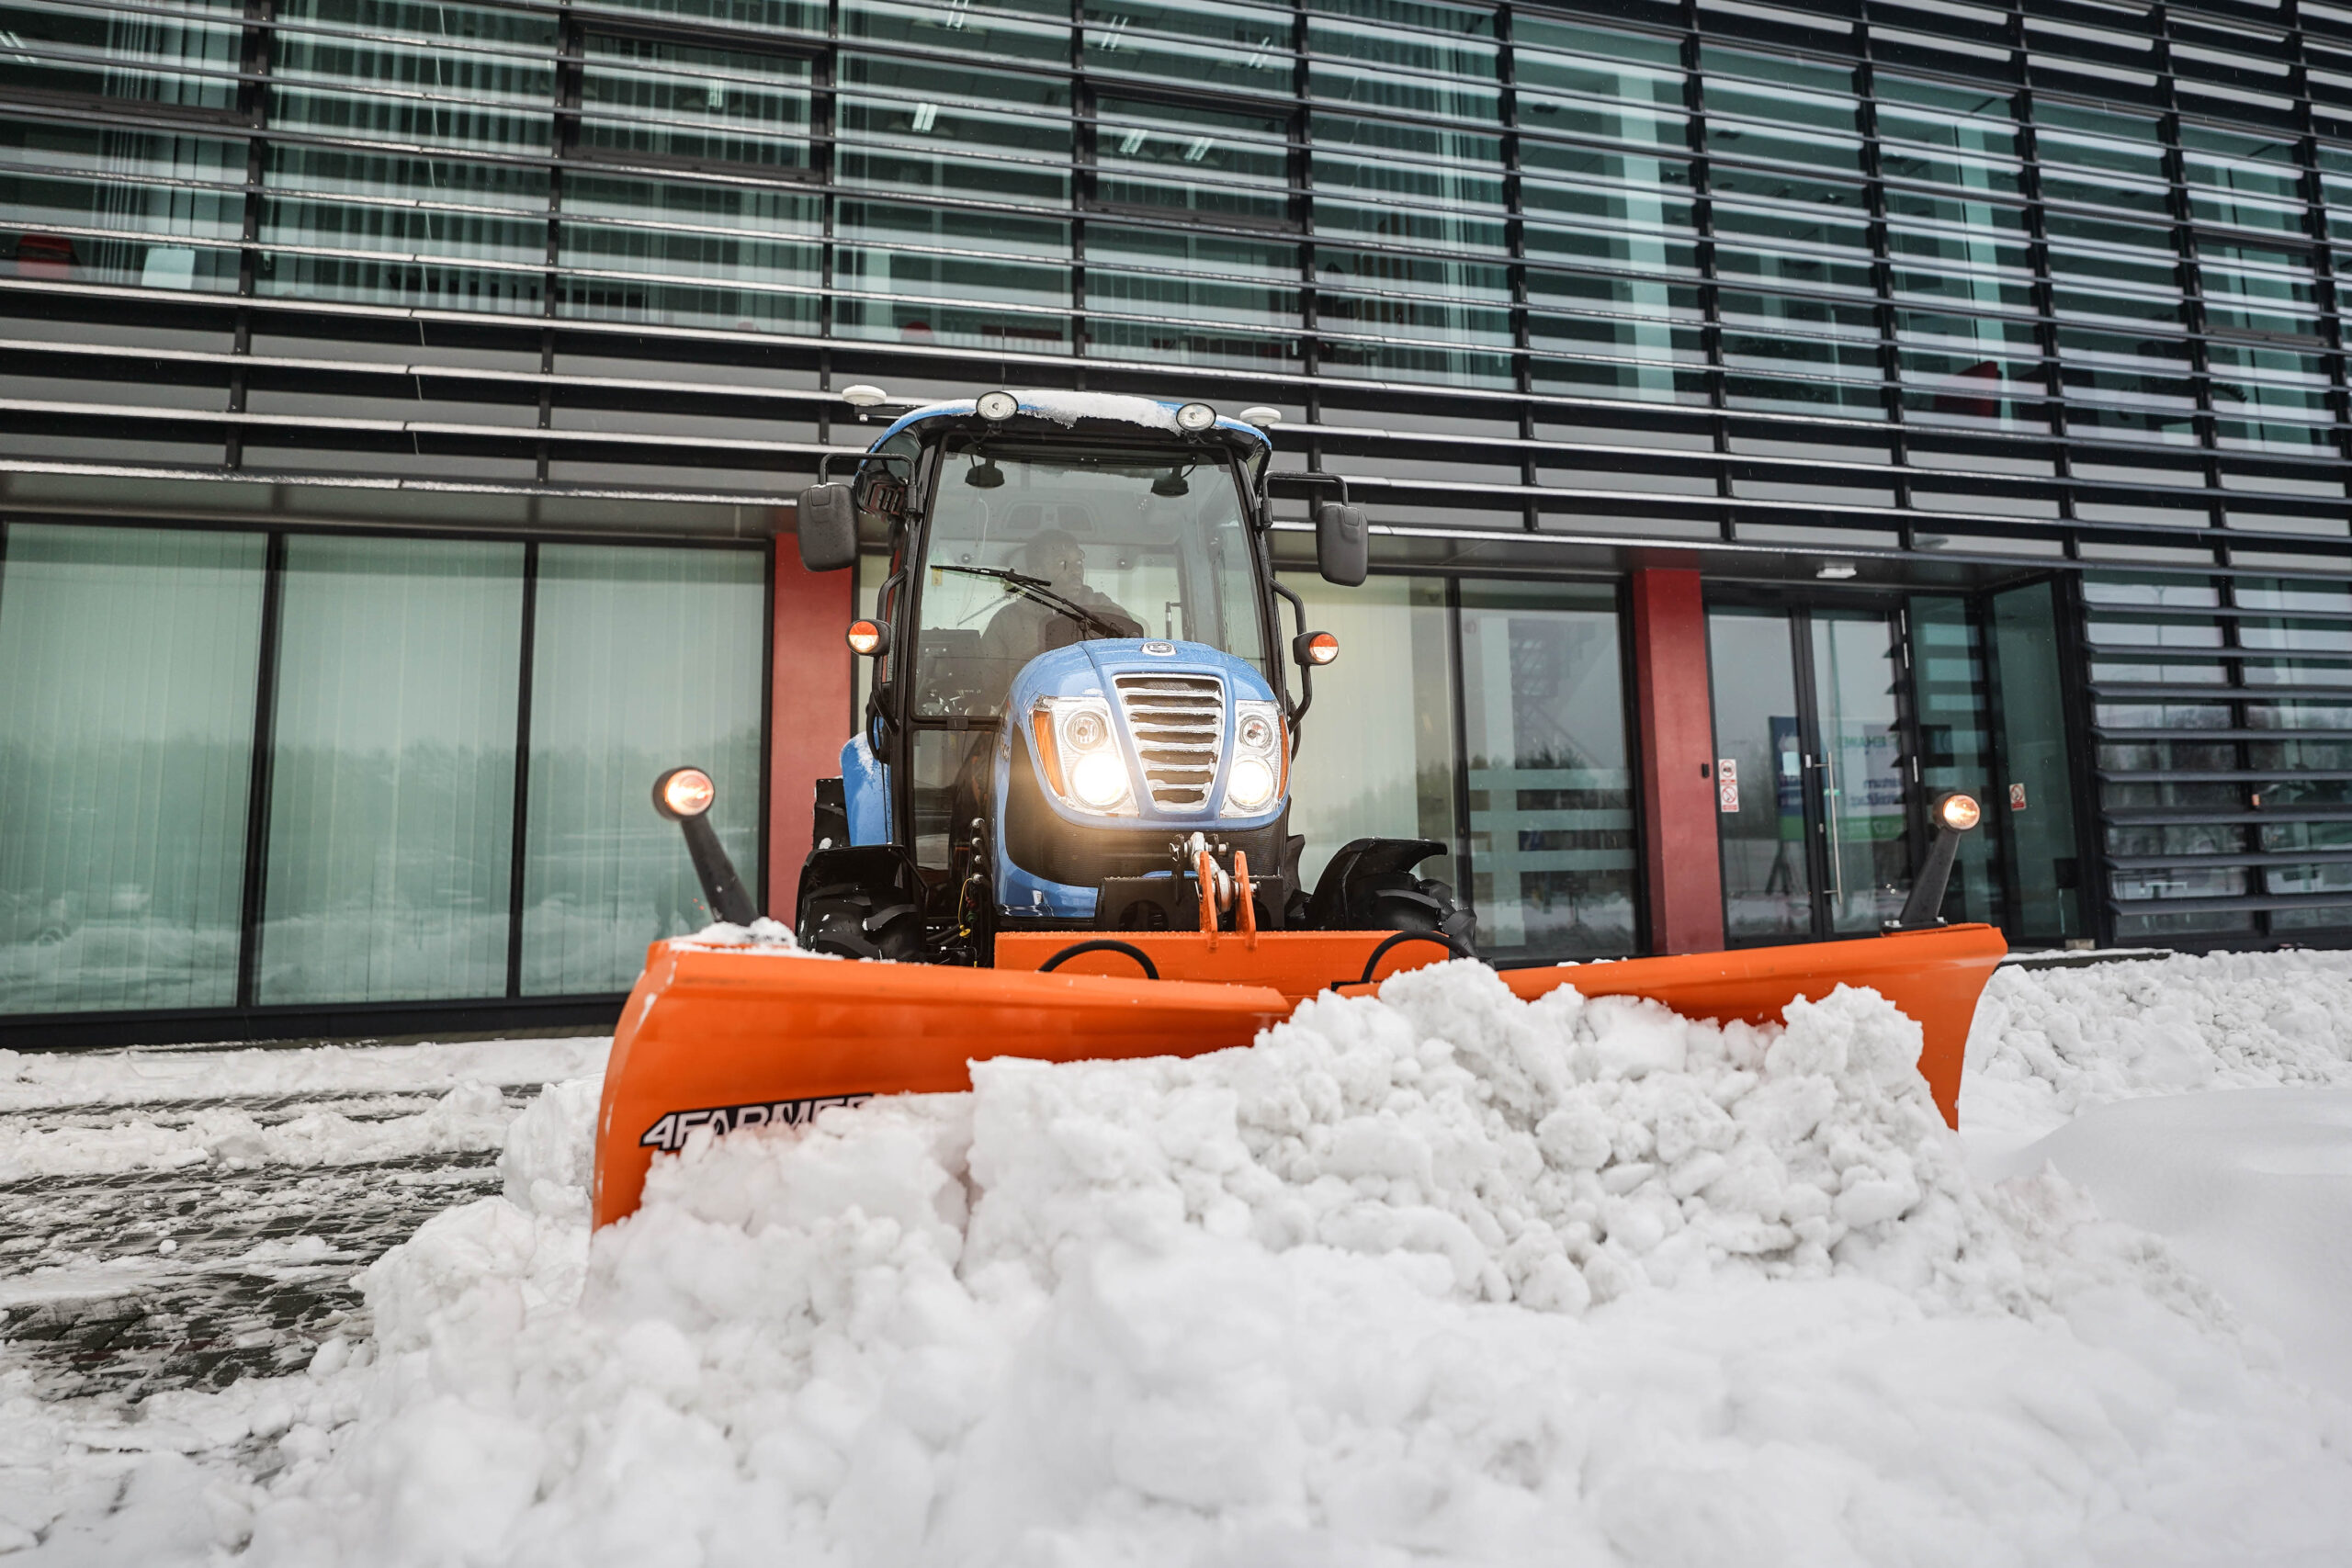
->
[910,438,1267,718]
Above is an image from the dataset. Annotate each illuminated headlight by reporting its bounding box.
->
[654,766,716,819]
[1070,751,1128,808]
[1937,792,1983,833]
[1221,698,1284,817]
[1175,401,1216,431]
[1226,757,1276,810]
[1030,695,1136,816]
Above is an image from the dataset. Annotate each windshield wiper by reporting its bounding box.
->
[933,563,1128,639]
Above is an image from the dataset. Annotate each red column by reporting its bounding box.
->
[1629,567,1725,954]
[768,537,854,916]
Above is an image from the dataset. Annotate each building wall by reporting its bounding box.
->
[9,0,2352,1037]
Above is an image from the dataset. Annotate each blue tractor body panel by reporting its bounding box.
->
[841,732,889,846]
[994,638,1284,920]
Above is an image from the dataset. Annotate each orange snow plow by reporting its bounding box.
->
[590,916,2004,1228]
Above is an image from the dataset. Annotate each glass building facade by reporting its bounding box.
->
[7,0,2352,1039]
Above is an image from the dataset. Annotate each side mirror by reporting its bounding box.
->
[796,482,857,572]
[1315,500,1367,587]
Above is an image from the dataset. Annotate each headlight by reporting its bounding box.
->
[977,389,1019,421]
[1937,792,1983,832]
[1222,699,1285,818]
[1226,756,1276,809]
[1070,751,1128,808]
[653,766,716,819]
[1175,401,1216,431]
[1030,695,1135,817]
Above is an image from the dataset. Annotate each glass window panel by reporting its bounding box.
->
[1517,40,1680,107]
[1704,82,1856,138]
[1535,270,1702,319]
[1093,96,1292,227]
[1724,330,1880,381]
[1311,118,1504,250]
[1521,220,1701,276]
[1513,14,1679,71]
[575,34,812,172]
[1082,0,1294,95]
[2180,125,2301,196]
[266,144,547,211]
[1282,575,1457,893]
[1710,610,1808,942]
[1308,12,1495,75]
[577,0,823,31]
[260,145,551,313]
[1725,374,1885,419]
[834,201,1069,349]
[845,0,1066,63]
[262,253,545,314]
[0,0,243,113]
[1806,613,1911,934]
[521,546,763,994]
[0,122,244,291]
[1984,584,2088,942]
[1901,347,2046,431]
[1908,596,2003,928]
[1713,200,1868,253]
[2036,103,2165,175]
[1459,581,1636,960]
[1713,243,1874,296]
[2199,247,2322,336]
[258,536,524,1005]
[1875,75,2017,155]
[1520,95,1686,151]
[0,525,263,1012]
[2189,191,2306,233]
[272,0,558,153]
[558,178,820,332]
[1707,121,1863,174]
[1718,288,1874,337]
[1307,11,1498,121]
[263,197,546,270]
[1531,359,1710,401]
[836,56,1069,206]
[1889,266,2036,314]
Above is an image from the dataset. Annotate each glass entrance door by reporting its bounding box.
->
[1709,605,1916,943]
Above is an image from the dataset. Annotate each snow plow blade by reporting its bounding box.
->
[590,942,1290,1228]
[1001,922,2004,1127]
[593,924,2003,1228]
[1473,923,2007,1129]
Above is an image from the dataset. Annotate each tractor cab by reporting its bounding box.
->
[788,389,1464,962]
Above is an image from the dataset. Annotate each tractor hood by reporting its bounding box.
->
[1008,639,1284,831]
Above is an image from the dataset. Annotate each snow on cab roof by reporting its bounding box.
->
[876,389,1270,446]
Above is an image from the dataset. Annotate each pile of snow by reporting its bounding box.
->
[1995,1089,2352,1400]
[1961,951,2352,1402]
[187,966,2350,1564]
[0,1081,518,1182]
[0,1036,609,1113]
[0,1037,611,1184]
[1962,949,2352,1139]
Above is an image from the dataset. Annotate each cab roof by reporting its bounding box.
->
[870,389,1274,454]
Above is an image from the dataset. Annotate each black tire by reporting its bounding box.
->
[800,886,925,962]
[796,844,929,962]
[1354,870,1476,945]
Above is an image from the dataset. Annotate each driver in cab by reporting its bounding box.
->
[978,527,1146,667]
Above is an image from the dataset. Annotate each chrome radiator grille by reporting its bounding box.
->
[1114,673,1225,810]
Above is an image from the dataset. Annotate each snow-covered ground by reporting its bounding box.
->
[4,952,2350,1565]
